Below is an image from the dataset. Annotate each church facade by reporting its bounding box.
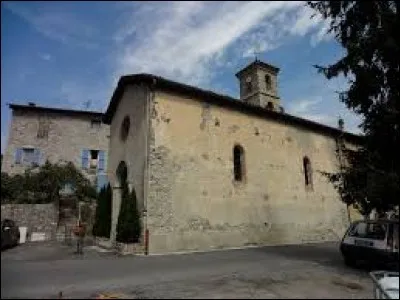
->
[104,60,363,254]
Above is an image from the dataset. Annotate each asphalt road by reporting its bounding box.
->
[1,242,372,299]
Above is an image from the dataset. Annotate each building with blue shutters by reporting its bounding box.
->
[2,103,110,192]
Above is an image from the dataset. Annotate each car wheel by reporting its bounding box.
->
[344,256,356,267]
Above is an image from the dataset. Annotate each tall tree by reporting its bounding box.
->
[308,1,400,216]
[116,182,141,244]
[92,183,112,238]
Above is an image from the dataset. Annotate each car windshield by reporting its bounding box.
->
[348,222,387,240]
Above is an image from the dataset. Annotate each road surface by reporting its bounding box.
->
[1,242,372,299]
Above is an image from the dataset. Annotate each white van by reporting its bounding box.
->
[340,219,399,269]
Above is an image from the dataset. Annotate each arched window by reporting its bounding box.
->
[303,156,313,188]
[120,116,130,141]
[267,102,274,110]
[265,74,272,90]
[116,161,128,186]
[245,77,252,93]
[233,144,245,182]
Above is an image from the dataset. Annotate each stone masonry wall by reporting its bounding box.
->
[1,109,109,184]
[146,90,354,254]
[1,204,58,241]
[107,84,149,245]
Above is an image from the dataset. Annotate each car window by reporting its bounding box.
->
[2,219,16,229]
[394,224,399,249]
[348,222,387,240]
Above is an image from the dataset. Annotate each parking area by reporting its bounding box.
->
[1,241,373,299]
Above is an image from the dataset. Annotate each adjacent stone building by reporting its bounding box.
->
[104,59,363,254]
[2,103,110,191]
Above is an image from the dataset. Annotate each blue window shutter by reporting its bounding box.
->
[39,151,45,165]
[98,150,105,171]
[81,149,89,169]
[96,174,108,192]
[33,149,41,165]
[14,148,22,164]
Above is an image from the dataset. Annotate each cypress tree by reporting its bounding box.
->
[104,183,112,237]
[116,182,141,243]
[92,183,112,238]
[92,186,106,237]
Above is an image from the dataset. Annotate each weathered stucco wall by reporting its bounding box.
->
[1,204,58,241]
[2,109,109,183]
[147,91,351,254]
[107,84,149,242]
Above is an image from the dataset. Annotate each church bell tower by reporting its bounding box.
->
[235,59,281,111]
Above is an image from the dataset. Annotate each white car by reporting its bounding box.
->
[340,219,399,269]
[370,271,399,299]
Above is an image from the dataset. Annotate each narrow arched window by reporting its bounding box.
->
[265,74,272,90]
[233,144,245,182]
[303,156,313,188]
[245,77,252,93]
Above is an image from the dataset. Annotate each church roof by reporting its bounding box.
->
[104,73,363,144]
[9,103,103,118]
[235,59,280,77]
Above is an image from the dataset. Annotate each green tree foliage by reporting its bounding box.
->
[1,160,96,204]
[92,183,112,238]
[308,1,400,215]
[116,182,141,243]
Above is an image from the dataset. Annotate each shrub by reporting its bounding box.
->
[0,161,96,204]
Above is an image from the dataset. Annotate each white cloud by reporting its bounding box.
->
[113,1,334,88]
[3,2,100,49]
[39,53,52,61]
[290,5,323,37]
[287,98,322,115]
[287,95,362,134]
[310,19,334,47]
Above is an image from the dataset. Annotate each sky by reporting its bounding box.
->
[1,1,362,154]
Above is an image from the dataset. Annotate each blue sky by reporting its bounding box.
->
[1,1,362,154]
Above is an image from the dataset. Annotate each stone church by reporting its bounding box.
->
[104,59,362,254]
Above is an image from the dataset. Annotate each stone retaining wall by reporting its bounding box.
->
[1,203,58,241]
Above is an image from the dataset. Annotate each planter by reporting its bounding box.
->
[95,236,112,249]
[116,242,144,255]
[19,226,27,244]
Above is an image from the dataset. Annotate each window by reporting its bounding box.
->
[265,74,272,90]
[91,119,101,129]
[116,161,128,185]
[233,144,245,182]
[303,156,313,188]
[348,222,387,240]
[15,147,41,166]
[81,149,106,171]
[37,117,49,138]
[90,150,99,169]
[267,102,274,110]
[245,77,252,94]
[120,116,130,141]
[23,148,35,165]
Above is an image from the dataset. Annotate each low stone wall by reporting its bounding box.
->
[1,204,58,241]
[116,242,145,255]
